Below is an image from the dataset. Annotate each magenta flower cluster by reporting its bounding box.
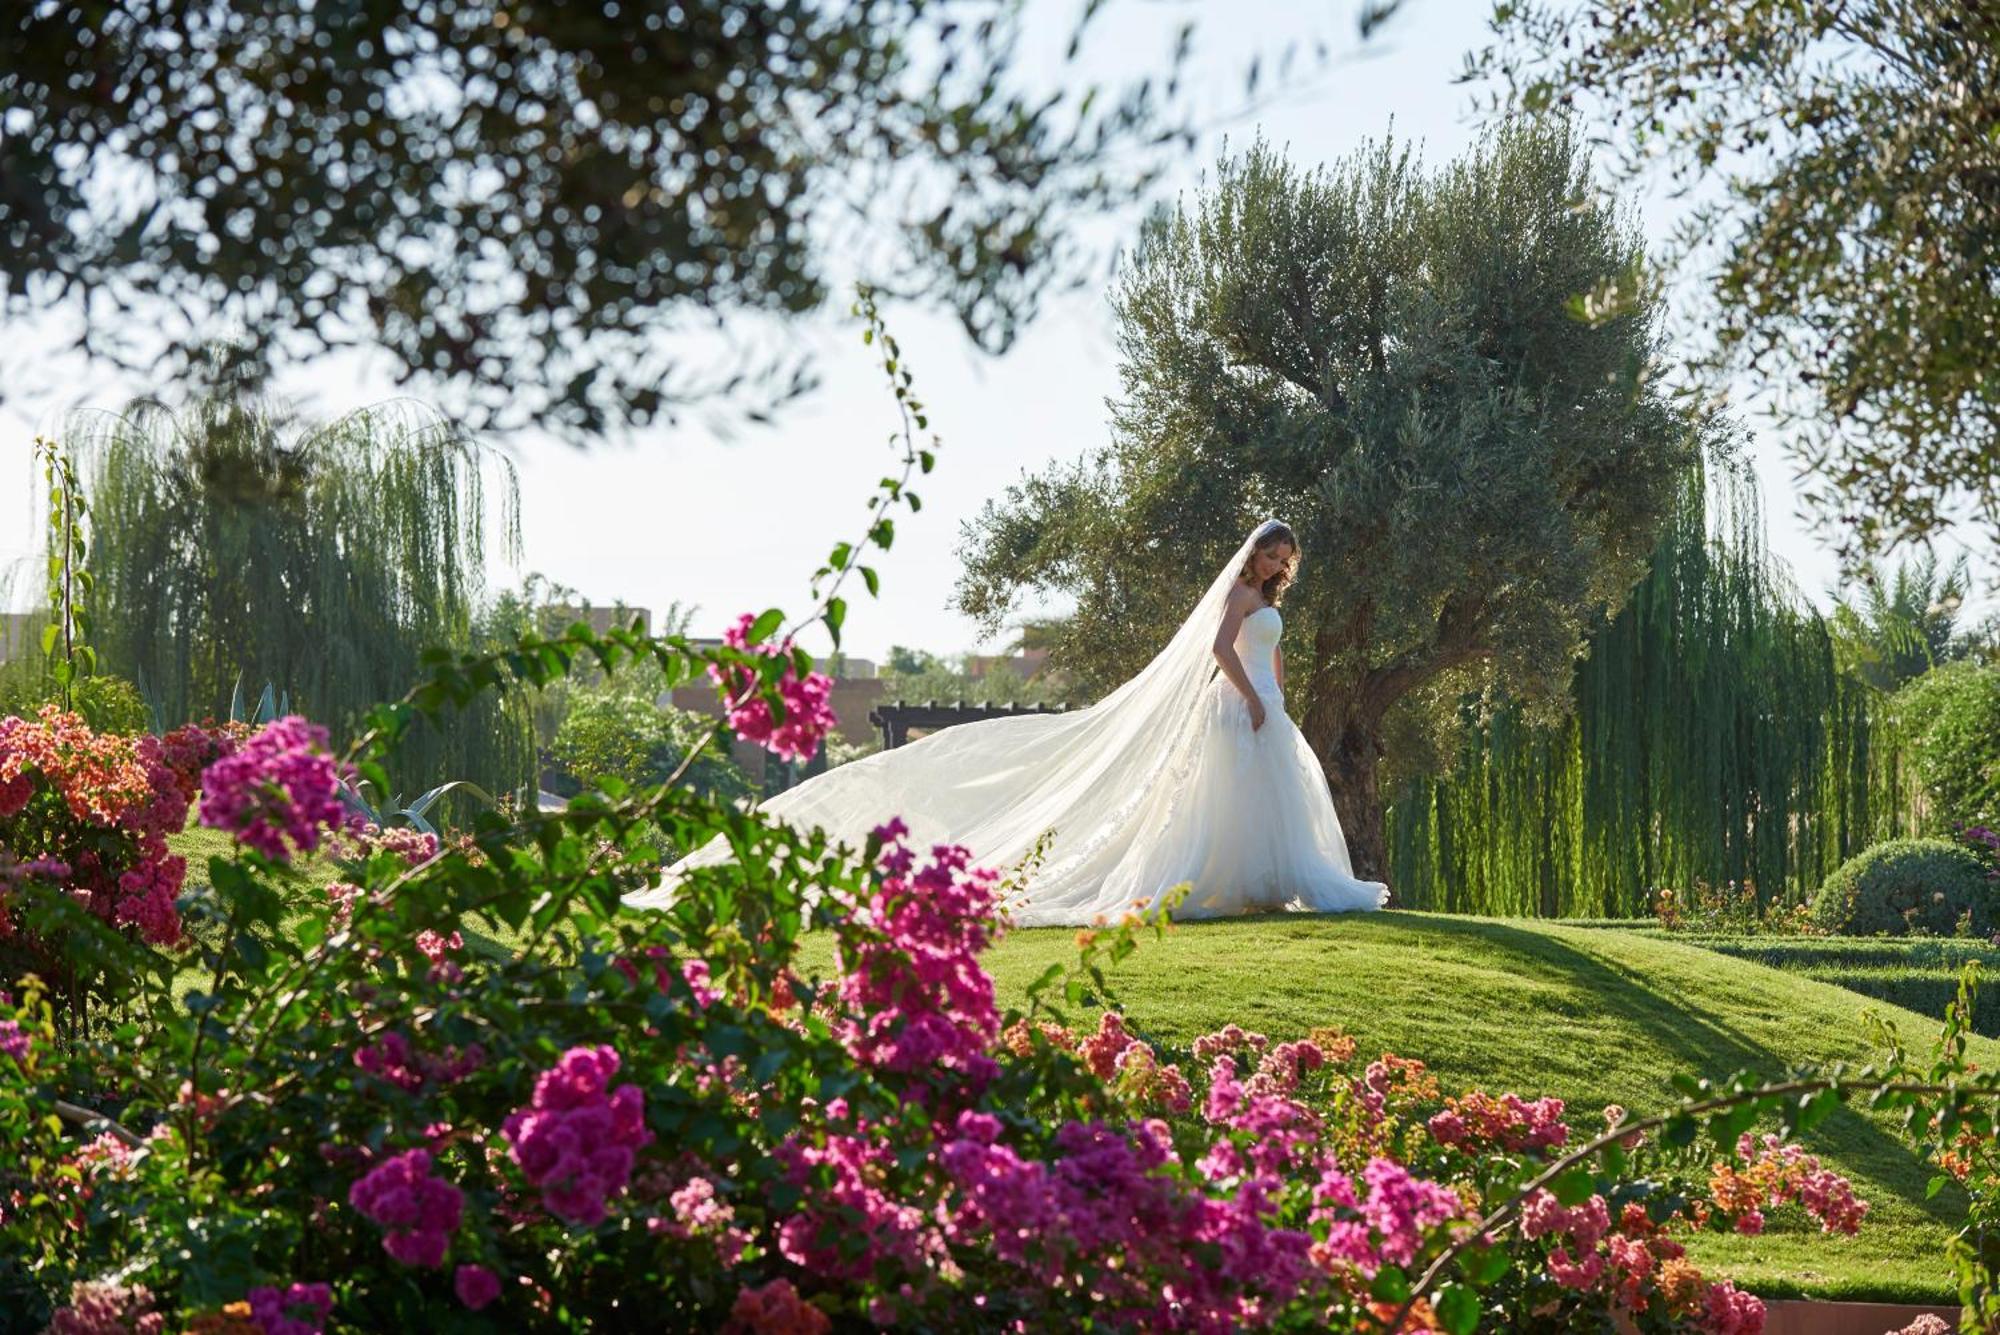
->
[709,612,839,762]
[833,820,1002,1086]
[245,1281,333,1335]
[199,716,344,864]
[347,1148,464,1268]
[353,1029,485,1091]
[502,1044,652,1226]
[453,1264,502,1311]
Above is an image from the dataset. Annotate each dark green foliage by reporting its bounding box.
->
[1810,839,1995,938]
[1888,663,2000,836]
[0,1,1188,436]
[1477,1,2000,566]
[956,121,1697,876]
[1389,465,1906,916]
[71,390,536,805]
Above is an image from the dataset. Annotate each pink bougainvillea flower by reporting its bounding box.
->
[707,613,838,763]
[246,1281,334,1335]
[502,1045,652,1227]
[347,1148,463,1268]
[199,716,344,864]
[724,1277,830,1335]
[453,1264,502,1312]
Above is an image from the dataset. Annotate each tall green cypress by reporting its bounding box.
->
[1388,462,1914,916]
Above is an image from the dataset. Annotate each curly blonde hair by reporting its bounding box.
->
[1240,522,1299,606]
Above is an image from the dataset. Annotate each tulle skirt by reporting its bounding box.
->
[630,676,1388,927]
[1004,678,1388,924]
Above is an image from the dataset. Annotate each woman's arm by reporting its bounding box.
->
[1212,592,1268,730]
[1275,643,1284,691]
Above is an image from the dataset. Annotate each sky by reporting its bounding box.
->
[3,0,1972,665]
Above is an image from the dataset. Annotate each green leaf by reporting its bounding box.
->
[1550,1167,1595,1207]
[1024,961,1064,1000]
[859,565,880,597]
[1927,1174,1949,1200]
[748,608,784,645]
[824,598,846,647]
[1462,1245,1511,1287]
[1435,1282,1480,1335]
[1369,1265,1411,1304]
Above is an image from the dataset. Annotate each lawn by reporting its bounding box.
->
[170,823,1973,1302]
[804,912,1988,1303]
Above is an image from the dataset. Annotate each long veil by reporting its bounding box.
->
[627,520,1303,920]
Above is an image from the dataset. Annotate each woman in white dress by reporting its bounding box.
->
[630,520,1388,925]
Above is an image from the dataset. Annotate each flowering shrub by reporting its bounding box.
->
[1651,881,1820,937]
[1,315,1993,1333]
[709,611,839,764]
[0,707,239,1027]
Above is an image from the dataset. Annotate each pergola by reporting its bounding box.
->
[865,699,1072,751]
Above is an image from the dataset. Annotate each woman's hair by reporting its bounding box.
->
[1240,522,1299,606]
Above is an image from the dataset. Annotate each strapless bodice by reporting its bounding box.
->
[1235,605,1281,695]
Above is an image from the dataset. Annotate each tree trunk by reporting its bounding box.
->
[1300,686,1391,889]
[1325,719,1390,888]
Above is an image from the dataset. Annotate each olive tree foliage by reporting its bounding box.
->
[956,121,1700,877]
[0,0,1199,438]
[1470,0,2000,566]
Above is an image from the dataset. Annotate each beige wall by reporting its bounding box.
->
[669,678,889,786]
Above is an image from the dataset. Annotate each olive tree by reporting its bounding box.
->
[1472,0,2000,565]
[956,120,1701,877]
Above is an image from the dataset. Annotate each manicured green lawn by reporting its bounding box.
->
[1647,934,2000,1039]
[172,818,1971,1302]
[805,912,1990,1303]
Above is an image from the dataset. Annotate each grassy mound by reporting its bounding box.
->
[825,912,1995,1303]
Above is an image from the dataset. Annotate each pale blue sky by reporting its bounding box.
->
[3,1,1968,663]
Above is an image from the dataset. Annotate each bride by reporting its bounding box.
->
[631,520,1388,925]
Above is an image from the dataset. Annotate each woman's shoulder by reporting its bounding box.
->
[1223,581,1262,610]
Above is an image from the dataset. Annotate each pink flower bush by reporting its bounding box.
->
[502,1045,652,1226]
[1710,1132,1870,1235]
[0,709,230,948]
[353,1029,485,1091]
[708,612,838,762]
[725,1278,831,1335]
[1426,1088,1571,1151]
[453,1264,502,1311]
[45,1278,165,1334]
[833,821,1002,1087]
[0,1017,30,1067]
[199,716,343,864]
[245,1282,334,1335]
[347,1148,464,1268]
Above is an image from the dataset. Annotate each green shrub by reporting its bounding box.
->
[1890,662,2000,834]
[1810,838,1997,937]
[548,690,753,804]
[0,663,149,735]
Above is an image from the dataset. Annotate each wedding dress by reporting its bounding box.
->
[628,521,1387,925]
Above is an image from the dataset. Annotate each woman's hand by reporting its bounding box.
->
[1248,696,1267,732]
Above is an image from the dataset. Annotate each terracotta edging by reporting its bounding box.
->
[1760,1298,1961,1335]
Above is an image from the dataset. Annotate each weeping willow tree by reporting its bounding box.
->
[69,391,534,804]
[1387,460,1916,916]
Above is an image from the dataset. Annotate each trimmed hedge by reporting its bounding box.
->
[1810,838,1996,937]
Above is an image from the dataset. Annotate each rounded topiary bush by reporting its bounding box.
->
[1811,838,1996,937]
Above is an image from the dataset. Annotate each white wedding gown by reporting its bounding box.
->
[629,521,1388,926]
